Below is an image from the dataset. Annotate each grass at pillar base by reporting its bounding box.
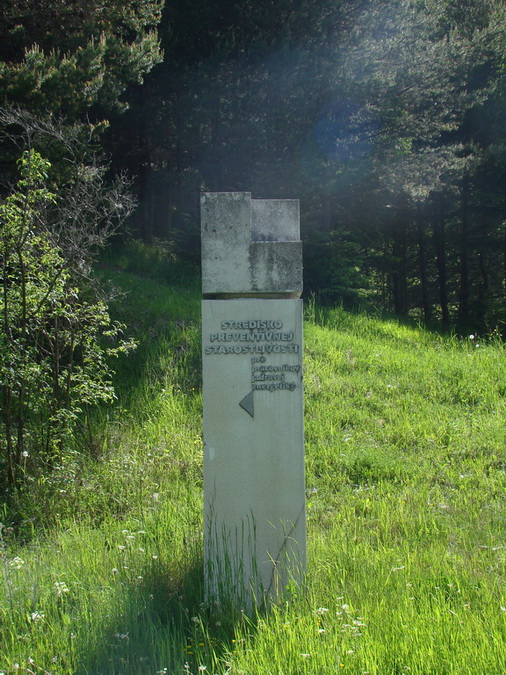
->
[204,513,307,616]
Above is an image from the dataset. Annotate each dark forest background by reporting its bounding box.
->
[2,0,506,331]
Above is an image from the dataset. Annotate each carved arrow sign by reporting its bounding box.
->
[239,390,254,418]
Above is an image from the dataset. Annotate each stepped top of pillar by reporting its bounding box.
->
[201,192,302,297]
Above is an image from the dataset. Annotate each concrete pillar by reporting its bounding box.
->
[201,192,305,607]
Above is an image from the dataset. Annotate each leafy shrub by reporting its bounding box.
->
[0,149,135,487]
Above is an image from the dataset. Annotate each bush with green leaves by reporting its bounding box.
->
[0,149,135,487]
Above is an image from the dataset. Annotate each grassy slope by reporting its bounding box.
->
[1,264,505,674]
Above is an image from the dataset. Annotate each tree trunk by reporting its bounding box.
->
[503,223,506,307]
[136,86,154,243]
[433,194,450,328]
[391,214,409,316]
[457,173,470,327]
[416,204,431,324]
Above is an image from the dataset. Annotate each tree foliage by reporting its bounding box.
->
[0,0,164,117]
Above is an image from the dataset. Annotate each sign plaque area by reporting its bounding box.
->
[201,192,306,606]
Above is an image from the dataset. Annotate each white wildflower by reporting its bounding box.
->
[54,581,70,597]
[30,612,45,622]
[9,556,25,569]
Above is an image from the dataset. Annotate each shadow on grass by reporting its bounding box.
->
[77,556,250,675]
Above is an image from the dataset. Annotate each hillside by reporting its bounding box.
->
[1,257,505,674]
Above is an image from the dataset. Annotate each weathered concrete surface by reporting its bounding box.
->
[251,198,300,241]
[201,192,252,296]
[201,192,302,297]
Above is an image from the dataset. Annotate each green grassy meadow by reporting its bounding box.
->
[1,256,505,674]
